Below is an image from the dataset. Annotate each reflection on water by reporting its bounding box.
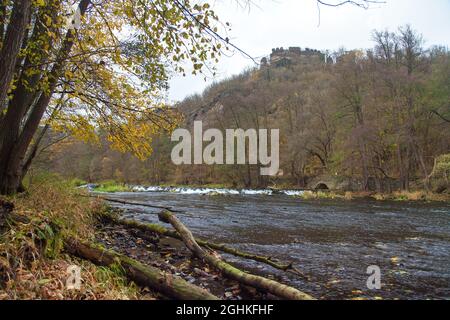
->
[103,191,450,300]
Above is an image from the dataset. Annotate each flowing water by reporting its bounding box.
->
[101,188,450,300]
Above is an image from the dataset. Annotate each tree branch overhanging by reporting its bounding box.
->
[317,0,386,9]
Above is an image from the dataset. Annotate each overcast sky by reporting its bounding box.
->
[168,0,450,102]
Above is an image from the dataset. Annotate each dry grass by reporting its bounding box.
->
[0,255,143,300]
[374,191,450,202]
[298,189,449,202]
[299,191,345,200]
[392,191,426,201]
[0,175,146,300]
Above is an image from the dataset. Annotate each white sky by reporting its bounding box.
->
[168,0,450,102]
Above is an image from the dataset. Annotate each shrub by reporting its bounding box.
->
[94,181,131,193]
[69,178,88,187]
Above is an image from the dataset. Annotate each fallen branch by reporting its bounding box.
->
[158,210,315,300]
[64,237,219,300]
[87,194,184,213]
[99,211,299,274]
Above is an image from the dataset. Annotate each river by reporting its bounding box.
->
[100,188,450,300]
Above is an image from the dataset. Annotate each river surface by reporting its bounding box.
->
[101,189,450,300]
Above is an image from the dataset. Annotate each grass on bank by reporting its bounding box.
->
[0,174,144,300]
[297,190,450,202]
[85,178,449,202]
[68,178,88,188]
[93,180,132,193]
[151,182,234,189]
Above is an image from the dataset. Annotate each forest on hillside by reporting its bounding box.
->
[35,25,450,193]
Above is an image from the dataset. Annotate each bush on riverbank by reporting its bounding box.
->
[0,176,142,299]
[372,191,449,202]
[94,181,132,193]
[297,190,450,202]
[69,178,89,188]
[299,191,345,200]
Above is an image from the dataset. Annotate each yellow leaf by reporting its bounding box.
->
[390,257,400,264]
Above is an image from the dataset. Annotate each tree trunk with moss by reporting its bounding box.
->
[64,237,219,300]
[158,210,315,300]
[99,210,298,273]
[0,0,91,195]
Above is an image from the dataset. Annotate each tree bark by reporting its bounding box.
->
[1,1,60,141]
[21,98,66,180]
[158,210,315,300]
[396,142,406,190]
[0,0,91,195]
[64,237,219,300]
[0,0,32,114]
[413,140,431,192]
[0,3,7,43]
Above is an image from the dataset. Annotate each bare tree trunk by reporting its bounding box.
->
[359,141,370,191]
[0,0,32,114]
[396,142,406,190]
[0,3,7,42]
[20,124,50,180]
[2,1,59,135]
[412,140,431,193]
[21,98,66,180]
[404,145,411,191]
[0,0,91,195]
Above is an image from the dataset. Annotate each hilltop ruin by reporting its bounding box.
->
[261,47,332,68]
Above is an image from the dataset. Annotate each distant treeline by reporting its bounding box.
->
[35,25,450,192]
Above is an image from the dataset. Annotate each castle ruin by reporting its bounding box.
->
[261,47,332,68]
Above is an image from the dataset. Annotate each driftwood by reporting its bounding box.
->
[87,194,184,213]
[64,237,218,300]
[158,210,315,301]
[99,211,299,273]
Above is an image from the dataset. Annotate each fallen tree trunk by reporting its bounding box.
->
[64,237,219,300]
[158,210,315,301]
[99,211,297,273]
[87,195,184,213]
